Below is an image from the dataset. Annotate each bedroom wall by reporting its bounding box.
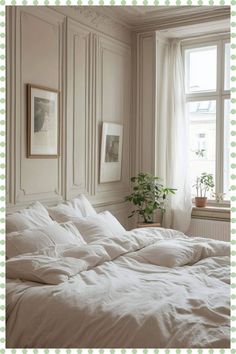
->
[7,6,230,236]
[6,6,132,228]
[135,32,156,175]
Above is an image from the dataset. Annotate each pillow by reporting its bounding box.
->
[59,221,86,245]
[99,211,126,236]
[70,215,114,243]
[70,194,97,217]
[6,202,54,233]
[47,203,83,223]
[47,194,97,223]
[6,221,86,258]
[137,240,196,268]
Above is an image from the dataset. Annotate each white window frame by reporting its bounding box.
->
[182,34,230,205]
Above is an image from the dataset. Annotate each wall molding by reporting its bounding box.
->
[135,32,156,175]
[95,6,230,34]
[8,7,66,205]
[6,7,15,207]
[7,7,132,228]
[132,9,230,33]
[50,6,131,45]
[66,19,91,200]
[95,35,131,200]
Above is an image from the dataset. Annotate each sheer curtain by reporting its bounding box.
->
[155,37,192,233]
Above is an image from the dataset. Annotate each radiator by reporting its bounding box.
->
[187,219,230,242]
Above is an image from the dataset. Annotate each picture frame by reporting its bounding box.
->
[100,122,123,183]
[27,84,60,158]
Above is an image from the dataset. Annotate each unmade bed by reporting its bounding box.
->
[6,227,230,348]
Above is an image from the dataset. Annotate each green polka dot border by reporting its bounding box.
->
[0,0,235,353]
[231,0,236,349]
[0,0,5,348]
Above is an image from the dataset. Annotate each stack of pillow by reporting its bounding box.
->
[47,195,126,243]
[6,195,126,259]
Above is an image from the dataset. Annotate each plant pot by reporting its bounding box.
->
[137,222,161,228]
[195,197,207,207]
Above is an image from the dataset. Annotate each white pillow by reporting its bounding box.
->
[99,211,126,236]
[138,240,196,268]
[70,215,114,243]
[47,194,97,223]
[6,221,86,258]
[47,203,83,223]
[70,194,97,217]
[59,221,86,245]
[6,202,54,233]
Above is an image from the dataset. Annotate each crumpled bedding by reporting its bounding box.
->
[6,227,230,348]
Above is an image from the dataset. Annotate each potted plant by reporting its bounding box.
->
[212,192,225,203]
[193,172,214,207]
[125,172,176,224]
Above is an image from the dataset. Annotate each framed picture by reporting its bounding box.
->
[100,122,123,183]
[27,84,59,158]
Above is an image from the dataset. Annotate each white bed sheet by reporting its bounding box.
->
[6,227,230,348]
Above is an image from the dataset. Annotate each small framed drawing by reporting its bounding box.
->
[100,122,123,183]
[27,84,59,158]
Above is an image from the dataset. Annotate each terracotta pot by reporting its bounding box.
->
[195,197,207,207]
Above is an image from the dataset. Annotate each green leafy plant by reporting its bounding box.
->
[193,172,214,197]
[212,192,225,203]
[125,172,176,223]
[194,149,205,158]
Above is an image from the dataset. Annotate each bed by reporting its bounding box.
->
[6,198,230,348]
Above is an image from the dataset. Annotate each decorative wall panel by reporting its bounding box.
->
[66,19,91,200]
[7,7,65,207]
[136,33,156,174]
[7,7,132,228]
[95,36,131,204]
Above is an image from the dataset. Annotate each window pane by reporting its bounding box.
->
[224,99,230,198]
[224,43,230,91]
[188,101,216,197]
[185,46,217,93]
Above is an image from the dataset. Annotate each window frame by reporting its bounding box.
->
[182,34,230,205]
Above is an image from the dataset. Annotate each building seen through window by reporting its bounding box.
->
[184,38,230,200]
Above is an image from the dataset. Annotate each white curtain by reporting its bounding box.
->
[155,37,192,233]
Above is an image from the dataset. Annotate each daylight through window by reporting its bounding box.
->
[184,36,230,201]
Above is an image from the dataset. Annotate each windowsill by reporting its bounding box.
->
[192,203,230,222]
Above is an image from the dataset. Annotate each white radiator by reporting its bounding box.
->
[187,219,230,242]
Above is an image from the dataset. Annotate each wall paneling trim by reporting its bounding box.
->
[7,7,65,207]
[7,6,132,228]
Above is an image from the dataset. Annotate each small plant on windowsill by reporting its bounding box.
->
[125,172,176,225]
[193,172,214,208]
[212,192,226,204]
[194,149,206,158]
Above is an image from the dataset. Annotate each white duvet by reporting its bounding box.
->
[6,228,230,348]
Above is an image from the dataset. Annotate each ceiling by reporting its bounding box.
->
[95,6,230,31]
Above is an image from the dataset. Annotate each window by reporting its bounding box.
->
[184,36,230,202]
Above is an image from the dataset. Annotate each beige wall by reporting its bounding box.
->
[7,6,229,235]
[136,33,156,175]
[7,6,132,229]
